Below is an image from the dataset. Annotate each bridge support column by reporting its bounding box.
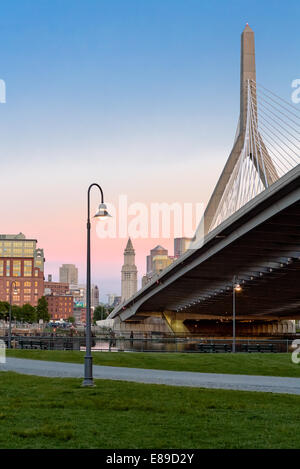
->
[162,311,189,335]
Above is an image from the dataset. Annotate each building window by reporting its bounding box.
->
[24,260,32,277]
[13,260,21,277]
[24,242,34,248]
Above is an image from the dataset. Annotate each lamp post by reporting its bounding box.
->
[8,281,18,349]
[232,276,242,353]
[82,183,111,387]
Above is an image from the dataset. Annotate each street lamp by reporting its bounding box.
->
[82,183,111,387]
[8,281,18,349]
[232,276,242,353]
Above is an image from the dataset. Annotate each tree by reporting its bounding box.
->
[0,301,9,320]
[93,305,108,323]
[11,305,23,322]
[36,296,50,322]
[21,303,37,323]
[67,316,75,324]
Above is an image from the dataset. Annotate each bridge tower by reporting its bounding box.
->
[203,24,278,235]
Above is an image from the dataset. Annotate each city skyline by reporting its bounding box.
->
[0,1,299,295]
[0,1,299,453]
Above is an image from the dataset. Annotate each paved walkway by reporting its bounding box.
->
[2,357,300,395]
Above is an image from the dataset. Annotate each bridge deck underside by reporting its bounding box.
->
[137,201,300,320]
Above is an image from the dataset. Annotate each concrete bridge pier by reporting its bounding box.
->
[162,311,190,334]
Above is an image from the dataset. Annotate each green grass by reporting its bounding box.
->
[1,371,300,449]
[6,349,300,378]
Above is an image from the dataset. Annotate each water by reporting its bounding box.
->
[91,338,201,353]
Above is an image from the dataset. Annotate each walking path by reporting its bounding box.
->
[2,357,300,395]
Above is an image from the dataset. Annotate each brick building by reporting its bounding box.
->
[0,233,45,306]
[74,306,94,324]
[46,294,74,321]
[44,281,69,296]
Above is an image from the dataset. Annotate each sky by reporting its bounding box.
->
[0,0,299,300]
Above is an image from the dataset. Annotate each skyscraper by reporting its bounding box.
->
[59,264,78,284]
[107,293,117,306]
[121,238,137,302]
[146,245,168,274]
[174,237,192,258]
[91,284,99,308]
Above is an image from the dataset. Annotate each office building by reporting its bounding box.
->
[59,264,78,284]
[91,284,99,308]
[107,293,118,307]
[146,245,168,274]
[68,284,86,306]
[0,233,45,306]
[174,237,192,258]
[44,280,69,296]
[45,294,74,321]
[152,255,173,274]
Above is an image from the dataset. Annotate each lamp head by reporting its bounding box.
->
[94,203,112,220]
[234,283,242,292]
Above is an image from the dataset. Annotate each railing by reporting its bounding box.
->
[91,337,295,353]
[1,335,297,353]
[0,336,82,351]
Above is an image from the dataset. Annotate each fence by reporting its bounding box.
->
[0,335,297,353]
[91,337,295,353]
[0,336,82,351]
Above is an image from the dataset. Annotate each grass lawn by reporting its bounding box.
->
[1,371,300,449]
[6,349,300,378]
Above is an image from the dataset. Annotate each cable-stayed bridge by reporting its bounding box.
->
[207,79,299,234]
[109,25,300,336]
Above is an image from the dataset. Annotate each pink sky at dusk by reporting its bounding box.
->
[4,3,291,298]
[1,151,223,298]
